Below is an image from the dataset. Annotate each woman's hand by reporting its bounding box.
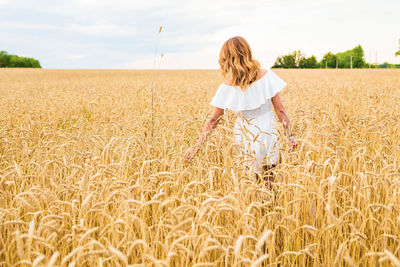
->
[288,138,298,152]
[183,146,200,163]
[183,107,224,163]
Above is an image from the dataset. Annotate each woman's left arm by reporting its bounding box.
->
[271,92,298,151]
[183,107,224,162]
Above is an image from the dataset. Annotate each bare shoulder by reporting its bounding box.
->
[223,79,233,86]
[260,68,268,78]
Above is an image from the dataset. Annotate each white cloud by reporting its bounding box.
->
[74,0,164,10]
[0,21,137,37]
[70,54,87,59]
[66,22,137,37]
[114,45,220,69]
[0,21,58,30]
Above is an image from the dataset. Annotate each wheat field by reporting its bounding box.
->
[0,69,400,266]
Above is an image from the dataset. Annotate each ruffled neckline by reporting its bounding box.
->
[209,69,287,112]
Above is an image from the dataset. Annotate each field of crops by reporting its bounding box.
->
[1,69,400,266]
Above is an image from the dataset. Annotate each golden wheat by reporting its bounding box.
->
[0,69,400,266]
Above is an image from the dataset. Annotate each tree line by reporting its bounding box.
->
[272,45,399,69]
[0,51,41,68]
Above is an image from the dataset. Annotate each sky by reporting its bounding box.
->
[1,0,399,69]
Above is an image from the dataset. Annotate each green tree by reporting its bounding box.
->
[336,45,366,68]
[299,55,318,68]
[292,50,305,67]
[272,50,304,68]
[352,45,365,68]
[272,56,284,68]
[0,51,10,67]
[320,52,337,68]
[379,62,396,68]
[273,54,296,68]
[0,51,41,68]
[282,54,296,68]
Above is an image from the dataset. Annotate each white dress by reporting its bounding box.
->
[209,69,287,174]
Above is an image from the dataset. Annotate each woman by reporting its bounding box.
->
[183,36,297,185]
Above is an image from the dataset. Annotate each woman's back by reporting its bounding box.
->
[210,69,286,118]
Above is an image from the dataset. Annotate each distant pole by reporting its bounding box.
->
[369,49,371,68]
[350,56,352,69]
[375,50,378,68]
[336,59,338,69]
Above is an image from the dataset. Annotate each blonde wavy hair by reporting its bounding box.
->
[219,36,261,91]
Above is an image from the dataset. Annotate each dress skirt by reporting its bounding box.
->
[233,110,280,174]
